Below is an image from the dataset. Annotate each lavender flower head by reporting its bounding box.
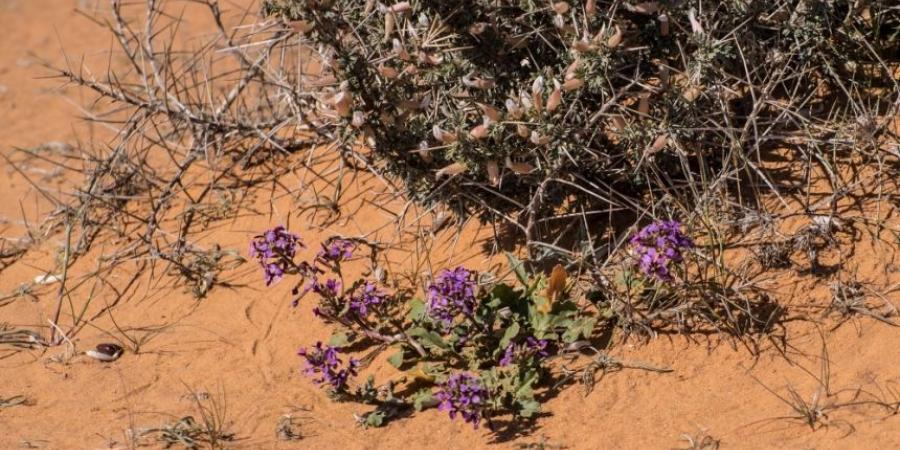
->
[309,278,342,298]
[435,372,487,428]
[250,226,303,286]
[427,267,477,328]
[298,342,359,392]
[629,220,693,281]
[499,337,549,367]
[317,238,355,264]
[349,281,387,317]
[294,277,343,309]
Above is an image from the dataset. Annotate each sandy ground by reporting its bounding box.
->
[2,1,900,449]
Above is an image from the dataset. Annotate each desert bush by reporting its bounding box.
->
[260,0,899,257]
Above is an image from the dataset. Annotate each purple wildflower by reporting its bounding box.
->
[499,344,516,367]
[629,220,693,281]
[348,281,387,317]
[298,342,359,392]
[317,238,355,264]
[435,372,487,428]
[250,226,303,286]
[499,337,549,367]
[427,267,477,328]
[310,278,342,298]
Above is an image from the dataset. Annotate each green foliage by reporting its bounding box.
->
[296,240,588,427]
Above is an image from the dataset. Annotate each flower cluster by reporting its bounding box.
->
[427,267,477,328]
[309,278,342,298]
[304,278,342,312]
[498,337,549,367]
[249,226,303,286]
[317,238,354,264]
[348,282,387,317]
[630,220,694,281]
[435,372,487,428]
[298,342,359,392]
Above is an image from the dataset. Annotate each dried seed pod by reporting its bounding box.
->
[332,91,352,117]
[402,64,419,76]
[688,9,704,34]
[627,2,660,14]
[469,124,490,140]
[606,25,623,48]
[392,39,410,61]
[384,12,395,40]
[378,63,399,79]
[530,130,551,145]
[417,141,433,163]
[546,81,563,113]
[388,2,411,13]
[432,125,458,144]
[480,103,502,123]
[572,39,592,52]
[486,160,500,185]
[351,111,365,128]
[586,0,597,17]
[435,162,467,179]
[418,51,444,66]
[520,90,533,111]
[517,124,530,138]
[543,264,567,307]
[288,20,314,34]
[468,22,489,35]
[506,157,536,174]
[552,14,565,29]
[505,99,524,120]
[364,0,376,14]
[682,85,703,102]
[658,14,669,36]
[648,133,668,154]
[531,76,545,113]
[638,92,650,115]
[562,78,584,92]
[463,74,495,90]
[553,2,571,14]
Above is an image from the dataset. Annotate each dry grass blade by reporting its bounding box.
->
[0,395,31,409]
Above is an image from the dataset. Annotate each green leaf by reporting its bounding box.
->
[506,251,528,286]
[562,317,597,343]
[407,298,426,322]
[413,389,437,411]
[515,370,538,400]
[530,311,552,337]
[408,327,450,351]
[364,410,386,428]
[490,283,517,306]
[499,321,520,349]
[518,399,541,418]
[387,347,405,368]
[328,332,349,347]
